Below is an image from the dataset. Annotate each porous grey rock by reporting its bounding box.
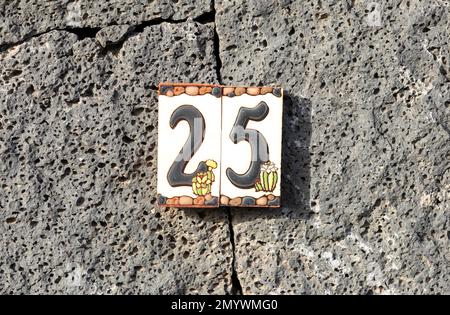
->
[0,0,213,46]
[0,22,230,294]
[217,0,449,294]
[0,0,449,296]
[95,25,134,48]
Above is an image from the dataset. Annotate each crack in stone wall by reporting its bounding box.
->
[1,0,448,295]
[0,5,231,294]
[227,209,243,295]
[215,0,449,295]
[0,0,243,294]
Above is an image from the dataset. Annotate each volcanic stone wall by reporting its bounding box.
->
[0,0,449,294]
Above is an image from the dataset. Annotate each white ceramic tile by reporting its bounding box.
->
[220,88,283,207]
[157,85,222,207]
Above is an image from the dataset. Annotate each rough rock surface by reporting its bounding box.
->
[0,0,213,47]
[216,0,449,294]
[0,22,230,294]
[0,0,449,295]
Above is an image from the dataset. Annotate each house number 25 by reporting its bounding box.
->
[157,84,283,208]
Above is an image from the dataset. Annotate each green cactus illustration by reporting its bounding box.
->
[192,159,217,196]
[255,161,278,192]
[255,179,263,192]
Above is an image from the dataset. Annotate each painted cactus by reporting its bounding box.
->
[255,161,278,192]
[192,159,217,196]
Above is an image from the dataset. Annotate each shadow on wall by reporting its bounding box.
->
[280,91,312,217]
[182,90,312,221]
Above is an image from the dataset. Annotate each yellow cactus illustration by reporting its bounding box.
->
[206,159,217,169]
[192,159,217,196]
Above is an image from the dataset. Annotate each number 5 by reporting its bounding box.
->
[220,87,283,207]
[226,101,270,189]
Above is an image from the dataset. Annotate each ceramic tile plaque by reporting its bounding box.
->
[157,84,282,208]
[157,83,222,207]
[220,87,283,207]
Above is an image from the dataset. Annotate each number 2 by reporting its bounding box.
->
[166,105,207,187]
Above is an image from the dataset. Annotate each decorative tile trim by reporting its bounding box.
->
[159,83,283,98]
[158,194,219,208]
[158,83,222,98]
[220,194,280,207]
[221,86,283,98]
